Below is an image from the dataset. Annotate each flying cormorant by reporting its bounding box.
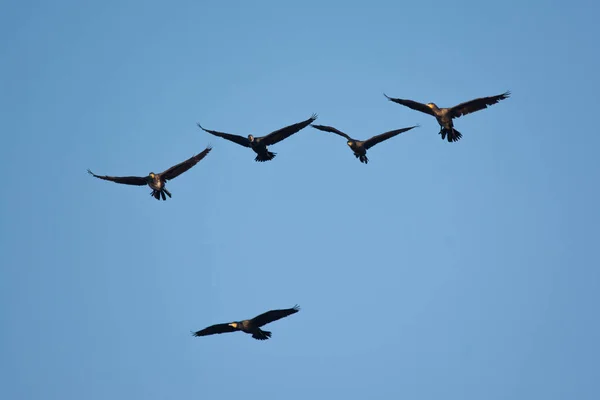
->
[384,91,510,142]
[197,114,317,162]
[87,145,212,201]
[191,305,300,340]
[311,124,418,164]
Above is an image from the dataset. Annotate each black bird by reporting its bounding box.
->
[87,145,212,201]
[384,91,510,142]
[311,124,418,164]
[197,114,317,162]
[191,305,300,341]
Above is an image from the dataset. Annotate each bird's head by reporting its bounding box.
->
[426,103,437,109]
[248,134,255,142]
[347,140,354,147]
[148,172,156,179]
[228,322,239,329]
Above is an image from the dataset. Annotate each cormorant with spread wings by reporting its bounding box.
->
[191,305,300,341]
[311,123,418,164]
[384,91,510,142]
[197,114,317,162]
[87,145,212,201]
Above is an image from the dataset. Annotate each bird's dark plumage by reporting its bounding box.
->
[85,172,148,186]
[448,92,511,118]
[311,124,418,164]
[311,124,352,140]
[158,146,213,180]
[383,96,435,116]
[191,305,300,340]
[192,323,238,337]
[384,91,510,142]
[250,306,301,327]
[197,114,317,162]
[87,145,212,201]
[194,126,252,148]
[259,115,318,146]
[361,126,419,149]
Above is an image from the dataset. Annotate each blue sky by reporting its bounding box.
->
[1,0,599,399]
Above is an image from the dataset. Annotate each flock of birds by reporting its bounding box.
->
[87,90,511,340]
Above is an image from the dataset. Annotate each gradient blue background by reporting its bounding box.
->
[2,1,599,399]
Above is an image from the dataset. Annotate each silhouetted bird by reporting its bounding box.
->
[384,91,510,142]
[191,305,300,340]
[311,124,418,164]
[197,114,317,162]
[87,145,212,201]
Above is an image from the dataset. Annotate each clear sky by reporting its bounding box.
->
[1,0,599,399]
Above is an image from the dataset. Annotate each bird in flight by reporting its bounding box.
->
[191,305,300,340]
[384,91,510,142]
[311,123,418,164]
[197,114,317,162]
[87,145,212,201]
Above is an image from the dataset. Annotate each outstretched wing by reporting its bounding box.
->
[363,125,419,149]
[197,123,251,148]
[450,91,511,118]
[159,145,212,181]
[191,323,237,337]
[87,169,147,186]
[311,124,352,140]
[251,305,300,327]
[384,94,435,116]
[260,114,318,146]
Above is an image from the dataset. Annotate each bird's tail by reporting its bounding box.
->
[441,128,462,143]
[353,153,369,164]
[255,151,276,162]
[151,189,172,201]
[252,329,272,340]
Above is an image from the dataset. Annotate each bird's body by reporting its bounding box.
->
[311,124,418,164]
[429,105,453,134]
[192,305,300,341]
[247,135,276,162]
[346,139,369,163]
[87,145,212,201]
[147,174,164,192]
[229,320,272,340]
[197,114,317,162]
[384,91,510,142]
